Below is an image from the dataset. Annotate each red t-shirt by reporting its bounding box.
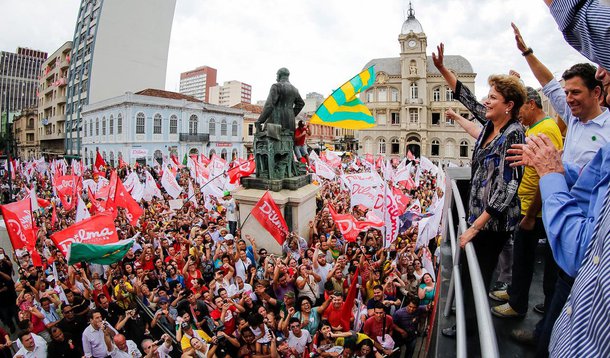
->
[363,315,394,340]
[210,305,238,335]
[322,304,350,332]
[294,127,307,146]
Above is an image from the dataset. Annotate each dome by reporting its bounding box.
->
[401,2,424,34]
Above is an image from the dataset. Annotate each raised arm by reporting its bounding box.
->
[512,23,554,87]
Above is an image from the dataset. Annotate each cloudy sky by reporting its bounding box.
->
[1,0,587,102]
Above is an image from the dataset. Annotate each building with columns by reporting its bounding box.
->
[357,5,477,164]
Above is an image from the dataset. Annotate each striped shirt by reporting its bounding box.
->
[549,0,610,70]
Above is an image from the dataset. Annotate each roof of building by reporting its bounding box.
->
[401,3,424,34]
[135,88,203,103]
[363,55,474,76]
[232,102,263,114]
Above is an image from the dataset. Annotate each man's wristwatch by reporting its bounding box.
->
[522,48,533,56]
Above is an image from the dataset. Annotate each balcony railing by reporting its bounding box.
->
[179,133,209,142]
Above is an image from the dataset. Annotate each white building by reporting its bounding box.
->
[66,0,176,157]
[80,89,244,166]
[357,5,477,164]
[209,80,252,107]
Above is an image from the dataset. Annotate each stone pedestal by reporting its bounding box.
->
[233,184,319,255]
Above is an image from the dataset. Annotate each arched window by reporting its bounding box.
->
[136,112,145,134]
[366,90,374,102]
[445,86,454,101]
[231,121,238,137]
[102,151,107,161]
[433,87,441,102]
[153,113,162,134]
[117,114,123,134]
[221,119,227,136]
[101,116,106,135]
[378,88,387,102]
[95,117,99,136]
[109,115,114,135]
[189,114,198,135]
[460,140,469,157]
[169,115,178,134]
[154,149,163,165]
[89,119,93,136]
[209,149,216,157]
[410,82,418,99]
[390,88,399,102]
[391,138,400,154]
[209,118,216,135]
[232,149,238,161]
[431,139,440,156]
[221,149,228,160]
[377,138,386,155]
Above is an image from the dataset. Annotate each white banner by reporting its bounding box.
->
[161,168,183,199]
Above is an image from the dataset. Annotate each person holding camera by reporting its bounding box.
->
[294,120,311,165]
[109,333,142,358]
[141,334,173,358]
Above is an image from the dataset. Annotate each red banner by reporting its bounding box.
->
[228,159,255,184]
[95,151,107,172]
[328,204,385,242]
[55,175,78,211]
[50,213,119,256]
[114,178,143,226]
[251,192,288,245]
[0,198,36,250]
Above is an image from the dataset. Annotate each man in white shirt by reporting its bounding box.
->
[218,191,238,236]
[234,250,252,282]
[284,317,312,355]
[141,335,173,358]
[110,334,142,358]
[14,331,47,358]
[313,243,334,299]
[82,310,115,358]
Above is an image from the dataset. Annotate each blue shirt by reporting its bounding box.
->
[550,0,610,71]
[542,79,610,168]
[540,144,610,277]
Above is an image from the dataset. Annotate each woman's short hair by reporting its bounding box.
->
[488,74,527,119]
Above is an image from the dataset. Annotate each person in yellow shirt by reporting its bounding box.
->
[490,87,563,318]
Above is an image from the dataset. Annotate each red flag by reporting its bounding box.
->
[228,159,255,184]
[55,175,78,211]
[365,154,374,164]
[95,150,107,172]
[0,198,37,250]
[391,186,411,215]
[328,204,360,242]
[340,267,360,330]
[118,157,127,168]
[200,154,210,166]
[50,213,119,256]
[87,187,106,215]
[251,192,288,245]
[114,179,143,226]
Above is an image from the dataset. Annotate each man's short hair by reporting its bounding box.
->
[525,87,543,109]
[562,63,603,91]
[373,284,383,291]
[18,330,31,341]
[405,295,421,307]
[374,302,386,311]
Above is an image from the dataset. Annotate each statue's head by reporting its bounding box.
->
[276,68,290,81]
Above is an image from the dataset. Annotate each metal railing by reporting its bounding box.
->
[443,177,499,358]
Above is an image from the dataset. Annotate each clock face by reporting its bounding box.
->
[408,40,417,48]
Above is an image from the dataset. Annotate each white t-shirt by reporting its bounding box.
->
[287,329,312,354]
[314,263,333,296]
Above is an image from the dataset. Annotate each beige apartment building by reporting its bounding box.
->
[209,80,252,107]
[13,108,39,159]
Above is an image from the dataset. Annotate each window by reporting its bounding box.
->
[109,152,115,167]
[391,138,400,154]
[460,140,469,157]
[221,120,227,136]
[377,138,386,154]
[248,123,254,136]
[109,115,114,135]
[89,119,93,136]
[366,90,374,102]
[136,112,145,134]
[410,83,419,99]
[153,114,162,134]
[378,88,387,102]
[117,114,122,134]
[209,118,216,135]
[169,115,177,134]
[189,114,198,135]
[445,86,454,101]
[409,108,418,123]
[391,113,400,125]
[102,117,106,135]
[433,87,441,102]
[231,121,238,136]
[431,112,440,125]
[95,117,99,135]
[390,88,399,102]
[364,137,373,154]
[431,139,440,156]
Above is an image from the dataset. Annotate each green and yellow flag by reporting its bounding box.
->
[310,66,376,130]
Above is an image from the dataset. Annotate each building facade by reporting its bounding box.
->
[209,80,252,107]
[0,47,47,133]
[232,102,262,157]
[357,5,476,164]
[13,108,39,160]
[179,66,217,103]
[65,0,177,157]
[38,41,72,156]
[80,89,244,166]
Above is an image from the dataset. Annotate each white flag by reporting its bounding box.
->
[188,181,198,208]
[143,170,163,201]
[75,195,91,222]
[161,166,183,199]
[315,159,336,180]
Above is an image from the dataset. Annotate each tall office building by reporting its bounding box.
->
[0,47,47,133]
[209,80,252,107]
[179,66,217,102]
[38,41,72,156]
[65,0,177,157]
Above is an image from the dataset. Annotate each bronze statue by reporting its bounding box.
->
[256,68,304,134]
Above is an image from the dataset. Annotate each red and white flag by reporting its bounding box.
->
[94,150,107,172]
[0,198,37,250]
[328,204,360,242]
[161,165,183,199]
[114,179,143,226]
[228,159,255,184]
[51,213,119,257]
[251,191,288,245]
[54,175,79,211]
[143,170,162,201]
[324,151,341,168]
[75,195,91,223]
[315,159,336,180]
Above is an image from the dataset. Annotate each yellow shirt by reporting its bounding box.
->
[518,117,563,216]
[180,329,212,350]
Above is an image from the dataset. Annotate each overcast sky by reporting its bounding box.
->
[1,0,588,102]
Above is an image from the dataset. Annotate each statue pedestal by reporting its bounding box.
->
[234,184,319,255]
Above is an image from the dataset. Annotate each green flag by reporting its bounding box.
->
[68,239,135,265]
[182,153,188,165]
